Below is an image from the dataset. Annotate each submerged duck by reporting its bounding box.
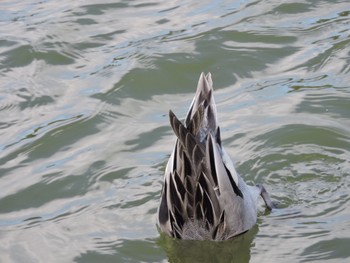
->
[158,73,275,240]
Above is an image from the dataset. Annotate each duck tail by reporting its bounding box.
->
[185,73,218,144]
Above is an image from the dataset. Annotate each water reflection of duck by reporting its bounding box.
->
[158,224,258,263]
[158,73,275,240]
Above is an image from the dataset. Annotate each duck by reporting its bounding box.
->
[158,73,275,241]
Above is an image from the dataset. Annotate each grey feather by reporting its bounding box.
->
[158,73,275,240]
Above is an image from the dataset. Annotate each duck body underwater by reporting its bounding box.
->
[158,73,275,240]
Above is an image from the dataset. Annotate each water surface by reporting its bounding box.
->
[1,0,350,262]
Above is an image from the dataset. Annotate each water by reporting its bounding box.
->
[1,0,350,262]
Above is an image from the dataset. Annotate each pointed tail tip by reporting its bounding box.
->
[198,72,206,83]
[206,72,213,87]
[197,72,214,92]
[199,72,212,81]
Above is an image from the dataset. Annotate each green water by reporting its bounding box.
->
[1,0,350,262]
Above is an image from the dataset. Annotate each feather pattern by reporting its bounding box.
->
[158,73,274,240]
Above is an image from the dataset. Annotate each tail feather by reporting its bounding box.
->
[158,72,260,240]
[185,73,218,143]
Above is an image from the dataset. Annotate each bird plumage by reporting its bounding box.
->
[158,73,274,240]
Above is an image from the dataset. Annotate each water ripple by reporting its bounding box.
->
[1,0,350,262]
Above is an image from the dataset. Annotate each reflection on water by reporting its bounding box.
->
[158,226,258,263]
[1,0,350,262]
